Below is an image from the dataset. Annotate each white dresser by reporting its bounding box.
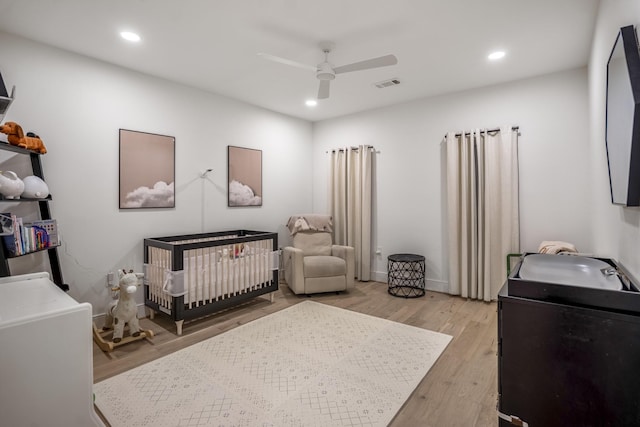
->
[0,272,104,427]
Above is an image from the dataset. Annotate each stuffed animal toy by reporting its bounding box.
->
[0,121,47,154]
[233,243,245,258]
[103,269,143,343]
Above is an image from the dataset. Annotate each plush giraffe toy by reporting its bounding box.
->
[103,269,143,343]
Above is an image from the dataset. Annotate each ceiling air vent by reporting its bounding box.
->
[374,78,401,88]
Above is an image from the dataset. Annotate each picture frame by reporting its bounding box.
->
[227,145,262,207]
[119,129,175,209]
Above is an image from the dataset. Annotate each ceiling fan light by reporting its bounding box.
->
[317,63,335,81]
[305,99,318,107]
[317,72,335,81]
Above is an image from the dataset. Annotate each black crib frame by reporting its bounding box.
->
[143,229,278,333]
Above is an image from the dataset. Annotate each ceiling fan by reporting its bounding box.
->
[258,43,398,100]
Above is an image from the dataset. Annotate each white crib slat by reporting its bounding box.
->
[235,249,240,295]
[234,256,239,295]
[214,246,218,301]
[253,242,259,290]
[264,239,269,285]
[252,242,258,291]
[187,249,199,307]
[247,243,253,291]
[196,249,202,306]
[228,248,233,296]
[237,256,242,295]
[258,241,263,288]
[252,243,258,291]
[190,251,198,308]
[264,240,276,282]
[204,247,211,303]
[238,248,243,295]
[215,250,221,300]
[234,254,239,296]
[200,248,206,302]
[244,245,250,293]
[243,251,248,293]
[196,249,203,306]
[222,250,228,298]
[255,241,261,289]
[206,247,212,301]
[151,248,158,305]
[184,251,191,306]
[259,239,265,288]
[234,254,244,295]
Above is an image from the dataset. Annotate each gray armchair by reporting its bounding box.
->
[283,216,355,295]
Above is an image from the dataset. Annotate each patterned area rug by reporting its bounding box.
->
[94,301,452,426]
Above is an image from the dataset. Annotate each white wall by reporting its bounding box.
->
[589,0,640,281]
[0,32,313,314]
[313,68,592,291]
[1,14,621,310]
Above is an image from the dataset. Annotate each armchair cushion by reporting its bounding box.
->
[303,256,346,278]
[293,232,332,256]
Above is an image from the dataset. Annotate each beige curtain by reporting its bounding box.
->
[329,146,373,281]
[446,127,519,301]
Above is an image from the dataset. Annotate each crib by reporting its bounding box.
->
[143,230,279,335]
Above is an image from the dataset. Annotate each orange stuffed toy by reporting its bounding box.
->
[0,121,47,154]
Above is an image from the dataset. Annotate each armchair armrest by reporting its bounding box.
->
[283,246,305,294]
[332,245,355,289]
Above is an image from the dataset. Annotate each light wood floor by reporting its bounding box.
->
[93,281,498,426]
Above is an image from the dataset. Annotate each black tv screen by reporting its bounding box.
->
[606,25,640,206]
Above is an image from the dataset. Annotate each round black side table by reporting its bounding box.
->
[387,253,426,298]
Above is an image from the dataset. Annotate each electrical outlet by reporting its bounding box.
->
[376,247,382,255]
[107,271,115,287]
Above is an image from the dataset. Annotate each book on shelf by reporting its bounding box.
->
[1,215,58,256]
[27,219,58,246]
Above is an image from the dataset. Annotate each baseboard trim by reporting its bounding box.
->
[371,271,448,293]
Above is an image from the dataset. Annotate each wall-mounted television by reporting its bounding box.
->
[606,25,640,206]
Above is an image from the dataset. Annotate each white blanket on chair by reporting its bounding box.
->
[538,240,578,254]
[287,214,333,235]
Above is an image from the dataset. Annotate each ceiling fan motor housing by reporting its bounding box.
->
[317,62,335,80]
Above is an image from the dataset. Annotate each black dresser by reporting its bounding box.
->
[498,254,640,427]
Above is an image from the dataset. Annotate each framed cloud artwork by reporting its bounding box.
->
[119,129,175,209]
[228,145,262,207]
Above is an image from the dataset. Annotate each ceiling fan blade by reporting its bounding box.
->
[333,54,398,74]
[318,80,330,99]
[257,53,317,72]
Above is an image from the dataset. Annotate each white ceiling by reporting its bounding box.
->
[0,0,599,122]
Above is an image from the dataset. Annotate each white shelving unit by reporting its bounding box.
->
[0,86,15,123]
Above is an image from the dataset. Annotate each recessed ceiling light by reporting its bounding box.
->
[488,51,506,60]
[120,31,141,42]
[305,99,318,107]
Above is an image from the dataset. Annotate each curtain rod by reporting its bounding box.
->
[326,145,377,153]
[446,126,520,139]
